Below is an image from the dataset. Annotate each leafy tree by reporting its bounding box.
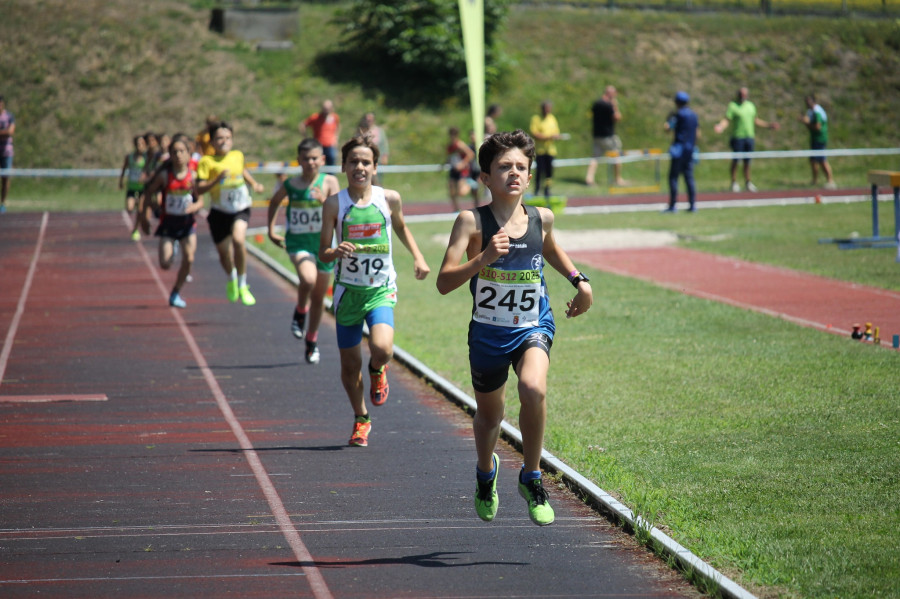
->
[332,0,510,100]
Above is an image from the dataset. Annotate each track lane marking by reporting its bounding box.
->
[124,212,334,599]
[1,573,308,585]
[0,212,48,390]
[0,394,108,403]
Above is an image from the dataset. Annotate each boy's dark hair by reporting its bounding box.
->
[341,134,380,166]
[208,120,232,136]
[297,137,323,156]
[478,129,535,175]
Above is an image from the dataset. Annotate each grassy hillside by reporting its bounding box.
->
[2,0,898,194]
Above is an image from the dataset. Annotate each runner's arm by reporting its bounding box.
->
[186,184,204,215]
[319,194,353,263]
[194,170,226,196]
[242,168,265,193]
[323,175,341,200]
[540,208,593,318]
[267,185,288,248]
[118,156,128,189]
[386,190,429,280]
[436,210,508,295]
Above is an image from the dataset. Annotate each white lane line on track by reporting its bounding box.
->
[0,394,108,403]
[0,211,48,390]
[1,573,308,585]
[123,211,334,599]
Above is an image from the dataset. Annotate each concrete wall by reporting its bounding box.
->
[210,7,298,42]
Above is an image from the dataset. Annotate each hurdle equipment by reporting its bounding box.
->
[820,170,900,249]
[606,148,664,195]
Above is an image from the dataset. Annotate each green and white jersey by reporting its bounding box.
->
[334,186,396,292]
[284,173,326,249]
[126,152,146,192]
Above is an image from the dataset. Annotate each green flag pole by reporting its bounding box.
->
[458,0,485,147]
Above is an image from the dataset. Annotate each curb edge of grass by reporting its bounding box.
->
[247,238,757,599]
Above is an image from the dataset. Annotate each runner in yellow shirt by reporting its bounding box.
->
[196,121,265,306]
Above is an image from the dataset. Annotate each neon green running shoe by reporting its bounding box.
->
[518,474,555,526]
[474,453,500,522]
[226,279,239,302]
[239,284,256,306]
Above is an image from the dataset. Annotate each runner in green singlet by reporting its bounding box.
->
[268,138,340,364]
[319,135,430,447]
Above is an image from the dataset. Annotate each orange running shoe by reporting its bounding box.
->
[349,417,371,447]
[369,363,389,406]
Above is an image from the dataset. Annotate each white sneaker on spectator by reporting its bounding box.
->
[746,181,758,192]
[731,182,740,193]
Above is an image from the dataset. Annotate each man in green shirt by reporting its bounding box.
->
[714,87,780,192]
[799,94,836,189]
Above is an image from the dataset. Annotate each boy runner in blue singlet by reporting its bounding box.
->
[319,135,430,447]
[436,130,593,526]
[267,138,341,364]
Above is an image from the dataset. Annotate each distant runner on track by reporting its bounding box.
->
[142,133,203,309]
[267,138,340,364]
[196,121,265,306]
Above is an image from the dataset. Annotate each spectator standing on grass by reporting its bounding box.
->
[303,99,341,167]
[713,87,779,192]
[447,126,477,212]
[0,95,15,214]
[584,85,626,187]
[356,112,389,185]
[663,92,700,213]
[436,129,593,526]
[485,103,502,138]
[529,101,561,199]
[799,94,836,189]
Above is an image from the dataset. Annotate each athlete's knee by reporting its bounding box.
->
[368,341,393,368]
[517,374,547,405]
[340,349,362,375]
[474,394,506,427]
[299,270,317,288]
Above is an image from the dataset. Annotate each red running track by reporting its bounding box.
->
[570,246,900,345]
[0,211,698,599]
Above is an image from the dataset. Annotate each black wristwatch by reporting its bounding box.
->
[570,272,590,288]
